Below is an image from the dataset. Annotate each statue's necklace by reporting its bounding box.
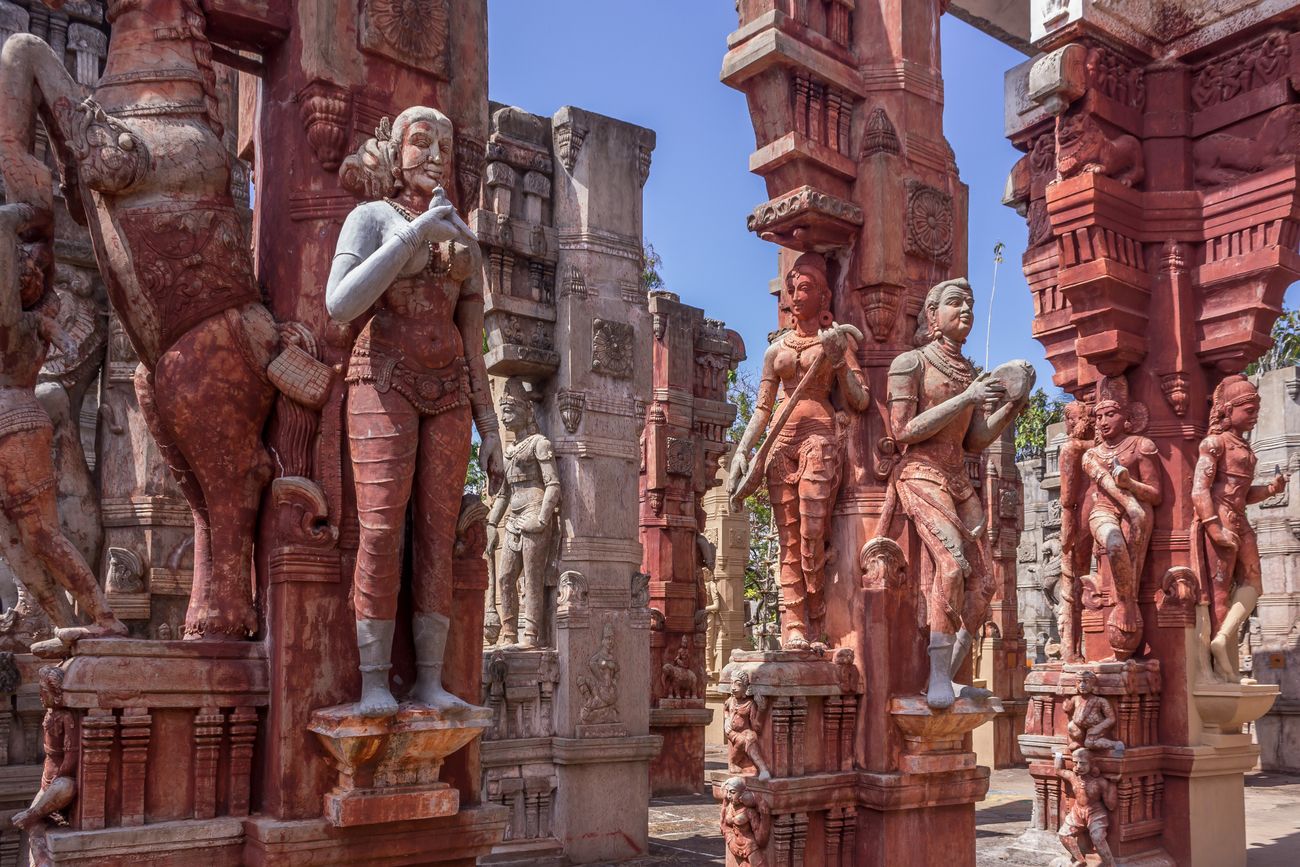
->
[921,341,973,387]
[383,198,450,277]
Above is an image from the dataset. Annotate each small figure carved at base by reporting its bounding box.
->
[724,671,772,780]
[13,666,76,867]
[486,377,560,650]
[721,776,770,867]
[661,634,700,699]
[1193,375,1284,683]
[1055,747,1118,867]
[1064,671,1124,755]
[0,205,125,652]
[578,623,621,724]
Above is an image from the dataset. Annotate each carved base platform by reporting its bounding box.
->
[242,804,509,867]
[309,702,492,827]
[890,694,1003,775]
[650,701,713,796]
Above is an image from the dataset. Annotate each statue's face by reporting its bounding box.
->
[1075,753,1092,774]
[930,285,974,343]
[1095,405,1125,441]
[1227,398,1260,434]
[1065,405,1093,440]
[788,268,828,324]
[399,119,453,198]
[499,396,527,430]
[725,783,743,805]
[1079,676,1094,695]
[731,679,746,699]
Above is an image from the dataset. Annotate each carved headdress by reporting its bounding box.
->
[1208,375,1260,435]
[1093,375,1147,434]
[785,253,833,327]
[340,106,455,200]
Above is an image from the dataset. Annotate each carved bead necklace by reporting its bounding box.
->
[383,198,451,277]
[921,340,974,387]
[783,330,821,370]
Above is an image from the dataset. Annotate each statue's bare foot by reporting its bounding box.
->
[357,684,399,718]
[926,678,956,710]
[784,631,810,651]
[410,680,475,715]
[956,681,995,702]
[1209,634,1235,679]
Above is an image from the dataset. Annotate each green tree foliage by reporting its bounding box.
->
[1247,306,1300,375]
[1015,387,1067,461]
[727,367,779,645]
[642,243,665,292]
[464,441,486,496]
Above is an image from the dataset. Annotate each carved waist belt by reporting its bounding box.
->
[347,344,470,417]
[116,201,260,354]
[0,398,51,440]
[898,457,975,500]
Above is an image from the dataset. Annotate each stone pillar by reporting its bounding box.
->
[723,2,990,865]
[641,292,744,796]
[1003,4,1299,865]
[543,106,662,864]
[974,427,1028,768]
[1016,422,1064,664]
[703,452,751,742]
[1248,365,1300,772]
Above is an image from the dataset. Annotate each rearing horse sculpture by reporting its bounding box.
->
[0,0,282,639]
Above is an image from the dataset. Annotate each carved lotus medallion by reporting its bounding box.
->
[360,0,450,78]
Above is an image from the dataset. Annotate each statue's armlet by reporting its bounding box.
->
[887,351,921,403]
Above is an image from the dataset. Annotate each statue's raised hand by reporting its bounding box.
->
[964,371,1005,407]
[410,188,464,245]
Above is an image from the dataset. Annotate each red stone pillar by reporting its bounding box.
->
[640,292,744,796]
[723,2,987,865]
[1004,6,1297,866]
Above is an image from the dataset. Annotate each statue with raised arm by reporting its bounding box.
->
[1082,377,1160,661]
[1193,375,1285,681]
[727,253,869,649]
[0,205,124,645]
[721,776,771,867]
[486,376,560,649]
[1057,401,1094,663]
[0,1,298,639]
[886,278,1033,709]
[1055,747,1119,867]
[327,106,504,716]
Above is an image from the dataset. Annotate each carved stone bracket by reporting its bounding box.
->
[296,79,352,172]
[747,185,863,251]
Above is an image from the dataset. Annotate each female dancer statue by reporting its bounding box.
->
[728,253,869,649]
[328,106,504,715]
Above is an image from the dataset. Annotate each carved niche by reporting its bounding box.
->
[904,181,954,264]
[592,319,634,379]
[359,0,450,78]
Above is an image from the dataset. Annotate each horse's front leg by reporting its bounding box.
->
[0,34,86,220]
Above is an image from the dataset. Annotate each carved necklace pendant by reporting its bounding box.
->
[921,341,974,388]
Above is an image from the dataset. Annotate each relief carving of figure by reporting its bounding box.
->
[702,564,723,679]
[1063,671,1124,754]
[0,205,124,645]
[12,666,77,864]
[1082,378,1160,660]
[577,622,620,724]
[1057,402,1094,663]
[723,671,772,779]
[720,776,770,867]
[728,253,869,649]
[0,1,292,639]
[486,377,560,649]
[885,278,1032,708]
[660,634,700,699]
[327,106,504,716]
[1055,747,1118,867]
[1193,375,1285,682]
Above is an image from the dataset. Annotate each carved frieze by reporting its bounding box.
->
[1192,31,1288,111]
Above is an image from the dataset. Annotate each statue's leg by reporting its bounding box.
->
[519,526,550,647]
[152,316,275,639]
[0,34,86,218]
[1212,522,1259,679]
[496,544,522,646]
[0,427,123,636]
[900,480,966,708]
[769,481,807,648]
[795,437,839,635]
[410,404,474,712]
[347,383,417,715]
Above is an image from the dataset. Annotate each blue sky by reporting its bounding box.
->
[487,2,1288,390]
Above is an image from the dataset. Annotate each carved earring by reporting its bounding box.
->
[819,310,833,327]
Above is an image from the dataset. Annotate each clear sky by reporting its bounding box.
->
[485,1,1293,390]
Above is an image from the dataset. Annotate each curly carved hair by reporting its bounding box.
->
[339,106,454,201]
